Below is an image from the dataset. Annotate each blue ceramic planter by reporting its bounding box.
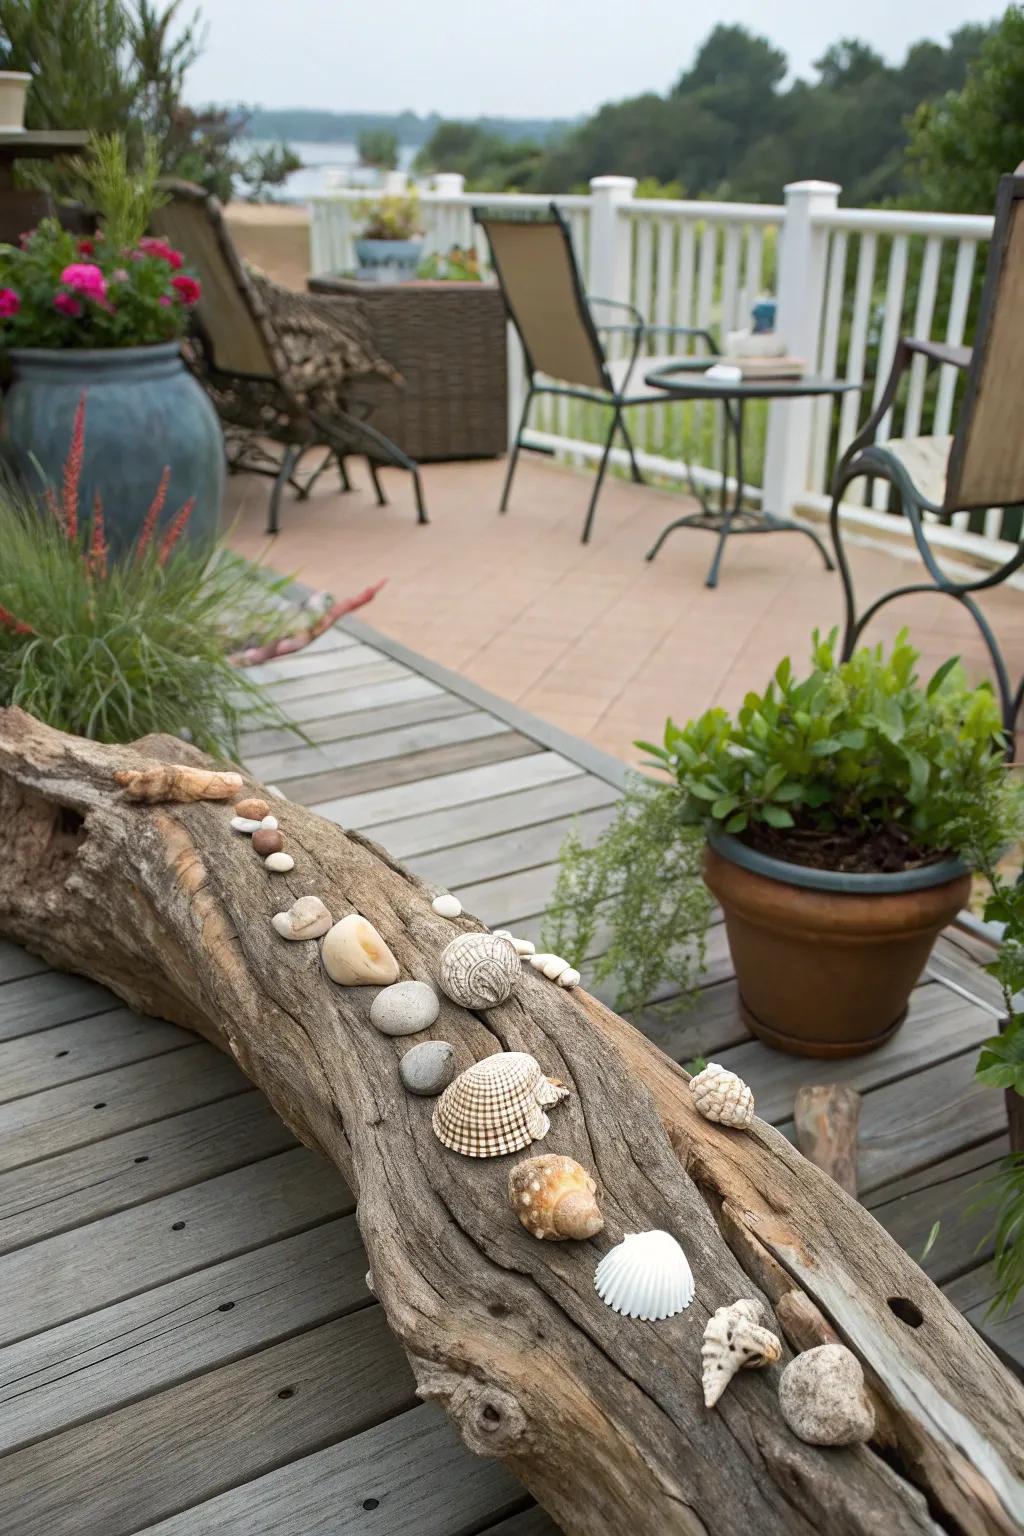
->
[353,237,423,280]
[3,343,224,559]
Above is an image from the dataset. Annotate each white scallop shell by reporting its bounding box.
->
[594,1230,694,1320]
[432,1050,569,1157]
[438,932,520,1009]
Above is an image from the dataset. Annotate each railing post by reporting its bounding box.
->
[762,179,840,515]
[433,173,465,196]
[587,175,636,303]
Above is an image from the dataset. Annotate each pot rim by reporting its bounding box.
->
[7,341,182,364]
[706,826,969,895]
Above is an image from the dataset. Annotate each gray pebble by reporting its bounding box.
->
[369,980,440,1037]
[399,1039,456,1095]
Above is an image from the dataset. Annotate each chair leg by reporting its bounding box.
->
[581,409,621,545]
[337,455,352,493]
[829,462,862,660]
[499,388,534,513]
[617,413,645,484]
[411,466,429,525]
[267,443,301,536]
[368,461,387,506]
[294,448,334,501]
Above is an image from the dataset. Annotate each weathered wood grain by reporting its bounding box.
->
[313,749,582,825]
[0,970,117,1040]
[247,709,504,783]
[0,1006,189,1103]
[0,1147,346,1344]
[0,1043,246,1171]
[0,1215,365,1452]
[0,938,47,983]
[363,772,612,859]
[411,805,618,891]
[265,661,410,716]
[626,978,748,1065]
[0,1090,295,1253]
[135,1402,529,1536]
[239,690,472,757]
[480,1509,561,1536]
[794,1085,861,1197]
[281,669,436,724]
[282,730,541,806]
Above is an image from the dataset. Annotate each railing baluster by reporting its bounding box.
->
[870,234,910,508]
[903,236,942,440]
[935,239,977,436]
[838,231,877,501]
[809,230,848,494]
[720,224,741,337]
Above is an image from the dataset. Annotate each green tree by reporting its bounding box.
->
[357,128,399,171]
[907,5,1024,212]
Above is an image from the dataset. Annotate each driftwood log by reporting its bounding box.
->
[794,1084,862,1197]
[2,708,1023,1536]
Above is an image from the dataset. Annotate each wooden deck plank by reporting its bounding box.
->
[412,804,618,892]
[246,709,505,783]
[626,978,749,1067]
[0,1007,190,1104]
[317,751,583,831]
[0,1044,247,1172]
[865,1136,1007,1285]
[0,940,48,984]
[261,641,394,685]
[282,730,541,807]
[0,1091,295,1255]
[136,1401,526,1536]
[943,1262,1024,1375]
[0,971,119,1041]
[928,932,1004,1015]
[480,1509,560,1536]
[279,670,435,725]
[0,1312,415,1536]
[238,691,472,758]
[262,650,409,704]
[0,1147,348,1345]
[0,1216,367,1453]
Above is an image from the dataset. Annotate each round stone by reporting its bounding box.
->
[235,797,269,820]
[252,828,285,855]
[370,980,440,1037]
[265,851,295,873]
[399,1039,456,1096]
[432,893,462,918]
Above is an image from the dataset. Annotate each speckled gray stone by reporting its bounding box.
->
[778,1345,875,1446]
[399,1039,456,1096]
[369,980,440,1038]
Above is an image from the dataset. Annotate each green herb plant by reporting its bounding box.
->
[357,192,423,241]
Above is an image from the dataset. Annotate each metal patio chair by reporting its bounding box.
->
[151,181,427,534]
[474,203,715,543]
[829,171,1024,730]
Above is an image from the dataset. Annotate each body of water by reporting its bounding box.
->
[242,140,419,202]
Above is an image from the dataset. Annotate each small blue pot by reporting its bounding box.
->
[3,343,224,560]
[353,237,423,280]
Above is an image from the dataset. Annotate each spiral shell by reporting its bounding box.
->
[689,1062,755,1129]
[508,1155,604,1241]
[701,1298,782,1407]
[594,1231,694,1320]
[438,932,520,1009]
[432,1051,569,1158]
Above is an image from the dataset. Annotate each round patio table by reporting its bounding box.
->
[644,361,859,588]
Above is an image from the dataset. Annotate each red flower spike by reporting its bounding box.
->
[88,491,108,578]
[61,393,87,540]
[158,497,195,565]
[0,603,35,637]
[136,465,170,561]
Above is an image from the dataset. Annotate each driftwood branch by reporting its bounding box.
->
[1,707,1022,1536]
[794,1084,862,1197]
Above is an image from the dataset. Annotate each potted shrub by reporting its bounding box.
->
[0,133,222,559]
[546,630,1019,1058]
[354,190,424,280]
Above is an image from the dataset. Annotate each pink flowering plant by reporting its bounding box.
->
[0,220,200,349]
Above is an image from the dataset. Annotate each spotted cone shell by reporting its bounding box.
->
[701,1298,782,1407]
[689,1061,754,1129]
[438,932,520,1010]
[432,1051,569,1158]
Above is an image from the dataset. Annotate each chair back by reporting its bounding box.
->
[151,181,280,379]
[474,205,609,392]
[945,174,1024,511]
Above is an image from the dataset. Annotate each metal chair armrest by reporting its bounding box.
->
[639,322,717,353]
[839,337,966,469]
[904,338,972,370]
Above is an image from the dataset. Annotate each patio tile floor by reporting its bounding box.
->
[227,453,1024,768]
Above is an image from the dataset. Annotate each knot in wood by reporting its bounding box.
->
[448,1380,527,1457]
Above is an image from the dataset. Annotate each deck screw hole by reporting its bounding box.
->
[93,1102,106,1109]
[55,1050,69,1058]
[362,1498,379,1511]
[218,1301,235,1312]
[277,1387,294,1400]
[134,1155,149,1164]
[888,1296,923,1328]
[171,1220,186,1231]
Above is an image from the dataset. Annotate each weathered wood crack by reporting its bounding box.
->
[1,707,1022,1536]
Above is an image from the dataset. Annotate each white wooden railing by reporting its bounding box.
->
[310,175,999,564]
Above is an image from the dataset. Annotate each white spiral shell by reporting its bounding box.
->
[438,932,520,1009]
[594,1231,694,1320]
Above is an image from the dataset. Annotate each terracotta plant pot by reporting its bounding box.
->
[703,830,971,1058]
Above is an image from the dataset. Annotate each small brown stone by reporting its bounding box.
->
[252,828,285,855]
[235,796,270,820]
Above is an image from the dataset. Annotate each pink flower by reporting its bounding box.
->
[158,295,172,307]
[170,273,201,306]
[111,267,129,283]
[59,263,107,302]
[138,236,184,270]
[0,287,20,317]
[54,293,83,318]
[77,238,95,256]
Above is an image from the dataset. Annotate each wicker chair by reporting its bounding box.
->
[829,172,1024,730]
[474,202,714,543]
[151,181,427,533]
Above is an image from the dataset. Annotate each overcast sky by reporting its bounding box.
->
[185,0,1000,118]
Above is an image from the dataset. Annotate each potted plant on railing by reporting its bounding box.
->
[545,630,1020,1058]
[353,190,424,280]
[0,132,221,559]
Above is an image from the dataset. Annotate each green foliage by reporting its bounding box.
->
[417,245,482,282]
[542,777,711,1014]
[68,131,165,249]
[412,119,546,192]
[976,1155,1024,1313]
[0,480,290,758]
[357,191,422,241]
[642,629,1011,863]
[907,5,1024,214]
[357,129,399,171]
[238,142,303,203]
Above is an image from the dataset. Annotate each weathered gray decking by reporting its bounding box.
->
[0,619,1019,1535]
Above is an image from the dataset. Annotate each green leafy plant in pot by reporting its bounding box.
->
[546,630,1018,1057]
[354,191,424,280]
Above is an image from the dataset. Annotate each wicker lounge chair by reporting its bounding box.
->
[474,202,714,543]
[829,171,1024,729]
[151,181,427,533]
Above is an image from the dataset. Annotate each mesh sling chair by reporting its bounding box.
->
[474,203,715,543]
[151,181,427,534]
[829,171,1024,731]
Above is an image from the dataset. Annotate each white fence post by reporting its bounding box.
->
[587,176,636,303]
[432,173,465,196]
[762,180,840,516]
